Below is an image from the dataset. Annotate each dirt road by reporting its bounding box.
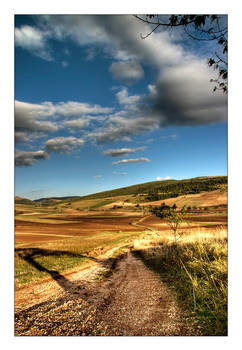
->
[15,252,199,336]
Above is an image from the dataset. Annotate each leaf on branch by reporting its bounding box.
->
[208,58,215,66]
[210,15,218,22]
[169,15,178,26]
[194,15,207,27]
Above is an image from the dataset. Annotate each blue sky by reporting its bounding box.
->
[14,14,227,200]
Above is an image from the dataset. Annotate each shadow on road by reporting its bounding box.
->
[15,248,115,293]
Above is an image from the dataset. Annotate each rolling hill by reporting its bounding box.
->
[15,175,227,206]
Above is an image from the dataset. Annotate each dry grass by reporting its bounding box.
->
[133,227,227,335]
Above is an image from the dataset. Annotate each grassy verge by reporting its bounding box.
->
[15,230,142,286]
[132,228,227,335]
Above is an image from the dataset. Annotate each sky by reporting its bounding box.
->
[14,14,228,200]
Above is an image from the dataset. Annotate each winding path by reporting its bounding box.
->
[15,251,199,336]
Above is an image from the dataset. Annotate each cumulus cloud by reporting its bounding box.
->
[15,149,49,166]
[15,100,112,126]
[15,100,58,133]
[103,146,146,157]
[53,101,112,117]
[87,115,159,143]
[116,88,141,105]
[15,25,52,61]
[146,62,227,127]
[156,176,171,181]
[110,61,144,84]
[15,99,112,142]
[34,15,226,132]
[64,119,90,129]
[15,15,227,144]
[45,137,85,154]
[15,131,29,143]
[112,157,150,165]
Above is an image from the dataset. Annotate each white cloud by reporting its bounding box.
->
[64,119,90,129]
[45,137,85,154]
[103,146,146,157]
[15,149,49,166]
[61,60,68,67]
[147,62,227,126]
[160,134,177,140]
[15,100,112,142]
[112,157,150,165]
[15,100,58,133]
[15,131,29,143]
[110,61,144,84]
[15,25,52,61]
[116,88,141,105]
[15,15,227,145]
[113,171,127,176]
[53,101,112,117]
[87,115,159,143]
[156,176,171,181]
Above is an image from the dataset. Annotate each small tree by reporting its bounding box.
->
[151,205,186,242]
[172,203,177,210]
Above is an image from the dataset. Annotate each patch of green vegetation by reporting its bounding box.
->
[15,230,144,286]
[89,200,114,209]
[145,177,227,202]
[15,197,36,205]
[15,250,88,285]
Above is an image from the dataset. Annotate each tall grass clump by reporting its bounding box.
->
[134,227,227,335]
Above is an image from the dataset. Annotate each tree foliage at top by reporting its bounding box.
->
[134,14,228,93]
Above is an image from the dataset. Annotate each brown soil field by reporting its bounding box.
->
[137,214,227,231]
[15,215,142,243]
[15,208,227,244]
[185,215,227,223]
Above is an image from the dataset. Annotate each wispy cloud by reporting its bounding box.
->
[113,171,127,176]
[61,60,68,67]
[103,146,146,157]
[156,176,171,181]
[112,157,150,165]
[160,134,177,140]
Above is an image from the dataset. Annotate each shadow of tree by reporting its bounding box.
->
[15,248,111,293]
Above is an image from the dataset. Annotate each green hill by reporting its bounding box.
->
[14,196,35,205]
[30,175,227,204]
[57,176,227,203]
